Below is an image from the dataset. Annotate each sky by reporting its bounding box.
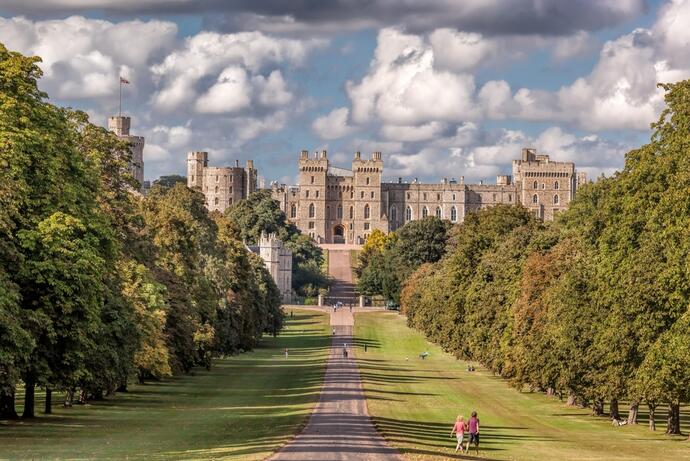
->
[0,0,688,185]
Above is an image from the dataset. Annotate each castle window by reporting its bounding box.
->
[337,205,343,219]
[532,194,538,204]
[451,206,457,222]
[423,192,427,200]
[311,175,314,184]
[216,175,219,182]
[406,206,412,222]
[541,183,545,190]
[407,192,411,199]
[364,204,370,219]
[553,194,559,205]
[370,191,375,199]
[492,193,497,201]
[508,194,512,202]
[533,180,538,189]
[215,186,219,193]
[435,207,441,219]
[316,190,320,198]
[422,206,428,218]
[437,193,441,201]
[366,177,370,185]
[390,206,397,222]
[306,190,310,198]
[309,221,315,229]
[364,222,370,230]
[309,203,315,218]
[290,204,296,218]
[191,175,195,183]
[214,197,219,205]
[326,205,330,219]
[351,191,354,199]
[554,181,559,190]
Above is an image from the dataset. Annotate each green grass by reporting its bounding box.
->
[0,309,330,461]
[355,312,689,461]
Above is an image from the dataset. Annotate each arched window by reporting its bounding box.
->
[337,205,342,219]
[406,206,412,222]
[290,204,296,218]
[309,203,315,218]
[435,207,441,218]
[541,183,545,190]
[533,180,538,189]
[366,177,370,185]
[310,175,314,184]
[532,194,538,204]
[364,204,370,219]
[349,206,354,219]
[390,206,397,222]
[553,194,559,204]
[554,181,560,190]
[422,206,428,218]
[214,197,219,205]
[326,205,330,219]
[215,186,219,193]
[450,206,457,222]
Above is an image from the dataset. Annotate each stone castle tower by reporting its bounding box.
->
[108,116,144,191]
[258,232,292,303]
[187,151,257,213]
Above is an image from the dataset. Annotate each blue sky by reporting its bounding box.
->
[0,0,686,185]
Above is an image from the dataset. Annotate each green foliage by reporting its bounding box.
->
[225,189,328,296]
[153,175,187,189]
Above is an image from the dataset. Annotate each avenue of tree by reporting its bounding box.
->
[356,81,690,438]
[0,45,284,419]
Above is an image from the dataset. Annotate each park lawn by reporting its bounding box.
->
[0,309,330,461]
[355,311,689,461]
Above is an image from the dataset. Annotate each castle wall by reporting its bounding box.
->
[187,152,257,213]
[272,148,583,244]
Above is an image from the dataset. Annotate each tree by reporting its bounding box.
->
[153,175,187,189]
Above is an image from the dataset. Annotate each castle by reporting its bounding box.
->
[186,151,258,212]
[108,116,145,192]
[270,148,586,245]
[248,233,293,303]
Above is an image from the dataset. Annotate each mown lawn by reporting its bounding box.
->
[355,311,689,461]
[0,309,330,461]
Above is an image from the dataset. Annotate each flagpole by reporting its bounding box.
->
[119,77,122,117]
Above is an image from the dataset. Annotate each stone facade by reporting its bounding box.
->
[108,116,144,191]
[271,148,585,244]
[251,233,292,303]
[187,151,258,213]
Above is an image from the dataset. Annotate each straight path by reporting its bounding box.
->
[270,308,400,461]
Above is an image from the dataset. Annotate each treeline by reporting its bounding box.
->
[364,81,690,436]
[0,45,283,419]
[226,189,329,297]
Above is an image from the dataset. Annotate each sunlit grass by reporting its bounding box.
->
[0,309,330,461]
[355,311,688,461]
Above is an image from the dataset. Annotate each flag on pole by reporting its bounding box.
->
[120,77,130,84]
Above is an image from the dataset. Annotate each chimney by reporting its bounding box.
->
[235,159,240,167]
[354,151,361,160]
[300,150,308,159]
[320,149,327,159]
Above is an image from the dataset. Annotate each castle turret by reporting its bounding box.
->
[108,115,144,191]
[187,151,208,189]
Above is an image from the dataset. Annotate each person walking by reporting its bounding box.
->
[450,415,466,453]
[284,347,289,358]
[466,411,480,455]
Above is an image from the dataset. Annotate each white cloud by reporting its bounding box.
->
[312,107,358,140]
[195,66,252,114]
[380,121,447,142]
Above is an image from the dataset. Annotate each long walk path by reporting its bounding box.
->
[271,252,400,460]
[270,309,399,460]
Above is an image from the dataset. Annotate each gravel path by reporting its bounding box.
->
[269,308,401,461]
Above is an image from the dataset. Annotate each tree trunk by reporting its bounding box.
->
[592,399,604,416]
[0,389,18,419]
[610,398,620,420]
[64,389,73,408]
[22,380,35,419]
[546,387,555,397]
[627,402,639,425]
[648,402,657,431]
[44,387,52,414]
[665,403,681,435]
[566,392,577,406]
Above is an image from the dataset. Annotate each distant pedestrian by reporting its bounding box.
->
[450,415,466,453]
[290,310,293,318]
[364,344,368,352]
[332,327,336,335]
[284,348,289,358]
[466,411,480,455]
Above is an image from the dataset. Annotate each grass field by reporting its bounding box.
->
[0,309,330,461]
[355,311,689,461]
